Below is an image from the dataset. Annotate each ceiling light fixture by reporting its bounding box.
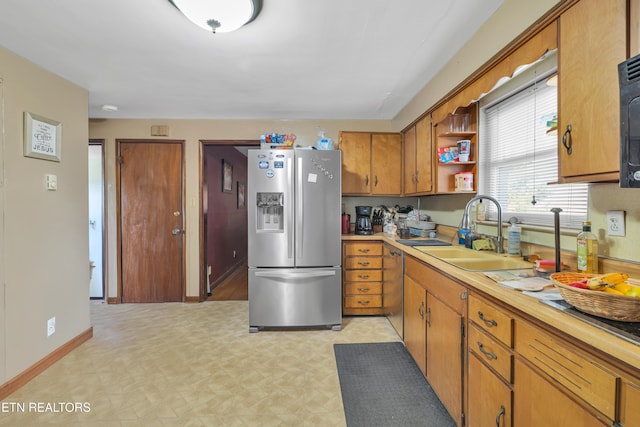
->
[101,104,118,112]
[169,0,262,33]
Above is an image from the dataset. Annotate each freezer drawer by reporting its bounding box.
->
[248,267,342,332]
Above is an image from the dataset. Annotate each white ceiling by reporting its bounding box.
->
[0,0,503,120]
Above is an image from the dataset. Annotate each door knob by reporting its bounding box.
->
[171,228,182,235]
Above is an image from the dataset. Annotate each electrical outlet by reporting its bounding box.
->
[606,210,625,237]
[47,317,56,337]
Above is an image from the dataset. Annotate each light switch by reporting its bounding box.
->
[46,174,57,191]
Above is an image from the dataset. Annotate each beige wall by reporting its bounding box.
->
[0,46,90,384]
[88,119,393,298]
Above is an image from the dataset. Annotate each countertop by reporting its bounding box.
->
[342,233,640,375]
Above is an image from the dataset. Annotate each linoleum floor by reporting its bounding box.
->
[2,301,400,426]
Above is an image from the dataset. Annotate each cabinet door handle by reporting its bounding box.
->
[477,341,498,360]
[496,405,505,427]
[357,261,370,266]
[365,175,369,186]
[562,124,572,155]
[357,300,371,306]
[358,274,370,279]
[357,287,370,293]
[374,175,378,187]
[415,171,419,183]
[477,311,498,327]
[358,248,371,253]
[418,301,424,320]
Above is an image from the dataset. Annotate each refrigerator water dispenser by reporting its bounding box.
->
[256,192,284,231]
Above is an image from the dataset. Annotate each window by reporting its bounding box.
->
[479,54,588,229]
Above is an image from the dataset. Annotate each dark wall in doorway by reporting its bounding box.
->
[204,146,248,288]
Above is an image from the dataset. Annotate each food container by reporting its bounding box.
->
[454,172,474,192]
[550,272,640,322]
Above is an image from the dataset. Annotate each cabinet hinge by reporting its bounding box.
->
[117,155,124,165]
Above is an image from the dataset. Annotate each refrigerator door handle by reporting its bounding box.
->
[255,270,337,279]
[287,157,294,260]
[296,156,304,258]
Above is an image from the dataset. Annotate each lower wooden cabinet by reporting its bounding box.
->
[404,255,466,426]
[403,274,427,375]
[513,358,608,427]
[467,352,512,427]
[619,378,640,427]
[342,241,383,315]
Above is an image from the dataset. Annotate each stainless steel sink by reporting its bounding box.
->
[415,245,533,271]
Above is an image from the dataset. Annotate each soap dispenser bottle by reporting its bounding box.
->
[507,217,521,255]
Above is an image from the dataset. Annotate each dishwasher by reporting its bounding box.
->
[383,243,404,338]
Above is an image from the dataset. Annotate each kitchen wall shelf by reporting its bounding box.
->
[433,105,479,194]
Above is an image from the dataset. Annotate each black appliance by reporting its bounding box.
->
[618,53,640,188]
[354,206,373,235]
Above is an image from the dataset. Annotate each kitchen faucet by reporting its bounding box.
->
[461,195,504,253]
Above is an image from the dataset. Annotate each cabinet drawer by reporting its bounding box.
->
[344,295,382,308]
[468,294,513,347]
[515,320,617,419]
[344,256,383,269]
[344,282,382,295]
[344,242,383,256]
[468,323,512,383]
[344,270,382,282]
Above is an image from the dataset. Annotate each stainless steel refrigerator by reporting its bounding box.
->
[247,148,342,332]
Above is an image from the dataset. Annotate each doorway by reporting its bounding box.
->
[117,140,185,302]
[200,140,258,300]
[88,140,105,299]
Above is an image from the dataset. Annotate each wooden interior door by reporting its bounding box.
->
[118,140,184,302]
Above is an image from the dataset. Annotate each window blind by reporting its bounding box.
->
[479,76,588,228]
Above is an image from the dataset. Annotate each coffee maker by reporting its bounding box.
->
[355,206,373,235]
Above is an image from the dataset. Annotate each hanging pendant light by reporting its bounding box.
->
[169,0,262,33]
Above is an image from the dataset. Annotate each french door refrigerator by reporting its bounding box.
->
[247,148,342,332]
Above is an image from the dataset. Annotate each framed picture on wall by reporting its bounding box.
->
[222,159,233,193]
[237,182,246,208]
[23,112,62,162]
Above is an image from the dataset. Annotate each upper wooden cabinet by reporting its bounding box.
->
[339,131,402,195]
[403,115,433,195]
[558,0,627,182]
[432,105,478,194]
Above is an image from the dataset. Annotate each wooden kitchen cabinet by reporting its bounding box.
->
[432,105,478,194]
[339,131,402,195]
[514,319,617,425]
[403,115,433,195]
[619,378,640,427]
[466,294,514,427]
[342,241,384,315]
[513,358,608,427]
[558,0,627,182]
[467,352,512,427]
[403,274,427,375]
[404,255,466,426]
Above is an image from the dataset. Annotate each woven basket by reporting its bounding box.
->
[550,272,640,322]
